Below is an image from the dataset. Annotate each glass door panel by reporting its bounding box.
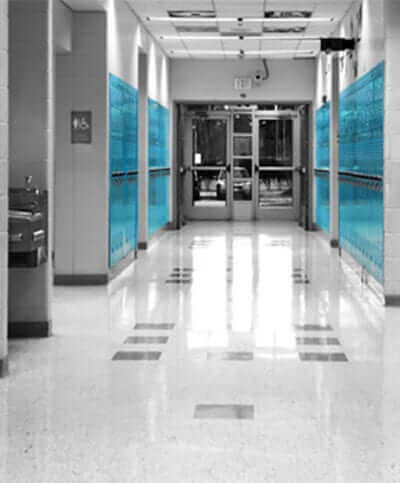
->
[233,159,252,201]
[192,118,228,208]
[259,119,293,167]
[259,170,293,208]
[183,114,231,220]
[256,115,300,220]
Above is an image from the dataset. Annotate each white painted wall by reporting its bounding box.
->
[54,0,72,54]
[315,0,385,108]
[107,0,170,106]
[55,12,107,277]
[9,0,54,330]
[0,0,8,370]
[171,59,316,103]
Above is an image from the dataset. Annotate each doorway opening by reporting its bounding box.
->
[176,103,312,226]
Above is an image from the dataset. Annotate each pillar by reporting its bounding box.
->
[329,53,340,248]
[138,51,149,249]
[0,0,9,374]
[384,0,400,304]
[8,0,54,336]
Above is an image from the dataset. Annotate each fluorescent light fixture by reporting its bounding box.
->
[148,16,335,23]
[161,35,321,41]
[169,49,316,56]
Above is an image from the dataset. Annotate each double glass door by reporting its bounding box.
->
[183,110,300,221]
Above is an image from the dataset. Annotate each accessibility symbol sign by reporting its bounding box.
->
[71,111,92,144]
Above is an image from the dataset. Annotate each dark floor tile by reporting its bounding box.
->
[124,336,169,344]
[166,279,192,284]
[134,323,175,330]
[296,337,340,345]
[194,404,254,420]
[299,352,348,362]
[207,352,254,361]
[112,351,162,361]
[294,324,333,331]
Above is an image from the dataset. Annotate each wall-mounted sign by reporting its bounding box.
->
[234,77,252,90]
[71,111,92,144]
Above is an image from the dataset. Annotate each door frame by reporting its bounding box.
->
[173,101,313,226]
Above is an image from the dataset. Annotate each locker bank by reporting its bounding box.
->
[0,0,399,481]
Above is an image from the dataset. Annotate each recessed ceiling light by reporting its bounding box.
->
[167,10,216,18]
[265,11,312,19]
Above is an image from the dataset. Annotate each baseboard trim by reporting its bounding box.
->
[0,357,9,377]
[330,239,339,248]
[8,320,52,338]
[385,295,400,306]
[54,274,108,286]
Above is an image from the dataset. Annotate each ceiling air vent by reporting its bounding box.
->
[168,10,216,18]
[176,26,219,33]
[265,11,312,19]
[263,26,306,34]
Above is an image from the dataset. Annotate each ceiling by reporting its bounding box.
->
[126,0,359,59]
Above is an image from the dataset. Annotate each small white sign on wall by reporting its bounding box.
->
[234,77,252,90]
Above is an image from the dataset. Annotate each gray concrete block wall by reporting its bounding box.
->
[8,0,54,335]
[55,12,107,278]
[0,0,8,372]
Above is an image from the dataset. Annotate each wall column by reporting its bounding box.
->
[329,53,340,248]
[138,52,149,249]
[384,0,400,304]
[0,0,8,374]
[8,0,54,336]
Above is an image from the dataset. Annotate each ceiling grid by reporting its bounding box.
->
[68,0,358,59]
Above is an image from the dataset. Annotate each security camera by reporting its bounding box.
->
[253,70,264,86]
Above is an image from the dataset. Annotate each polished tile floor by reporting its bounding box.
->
[1,221,400,482]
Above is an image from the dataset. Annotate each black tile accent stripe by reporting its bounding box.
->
[294,324,333,331]
[296,337,340,346]
[194,404,254,420]
[165,279,192,284]
[207,352,254,361]
[294,279,310,284]
[112,351,162,361]
[135,323,175,330]
[124,336,169,344]
[299,353,348,362]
